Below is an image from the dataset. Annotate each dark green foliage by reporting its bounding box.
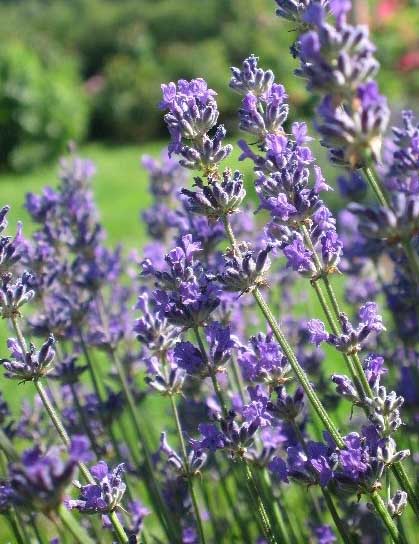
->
[0,41,88,171]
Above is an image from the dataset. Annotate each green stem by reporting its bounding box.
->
[69,382,102,459]
[35,380,92,482]
[193,326,229,418]
[243,462,277,544]
[215,460,253,543]
[108,511,130,544]
[5,511,25,544]
[369,491,405,544]
[0,428,19,461]
[322,490,355,544]
[9,317,130,544]
[95,294,178,540]
[222,216,344,446]
[260,469,290,544]
[193,322,276,540]
[78,332,127,463]
[222,214,416,539]
[300,224,419,521]
[310,279,363,395]
[363,166,419,289]
[363,166,390,207]
[392,462,419,519]
[292,422,354,544]
[33,515,47,544]
[253,287,344,448]
[57,505,96,544]
[401,239,419,286]
[169,394,206,544]
[109,348,179,542]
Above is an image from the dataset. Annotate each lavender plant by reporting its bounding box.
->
[0,1,418,543]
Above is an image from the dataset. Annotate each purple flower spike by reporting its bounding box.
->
[312,524,337,544]
[68,461,126,515]
[8,440,85,512]
[307,319,329,347]
[1,334,56,382]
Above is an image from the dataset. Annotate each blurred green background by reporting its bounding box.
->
[0,0,418,172]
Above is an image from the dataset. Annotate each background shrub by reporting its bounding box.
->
[0,41,88,171]
[0,0,418,169]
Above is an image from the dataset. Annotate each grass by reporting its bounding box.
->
[0,140,258,247]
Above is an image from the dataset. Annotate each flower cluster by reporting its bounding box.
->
[68,461,126,514]
[0,2,417,544]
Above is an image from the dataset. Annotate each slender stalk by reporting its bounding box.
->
[292,422,354,544]
[223,216,344,447]
[109,348,180,542]
[169,393,206,544]
[363,166,390,207]
[221,215,413,539]
[9,316,130,544]
[323,490,355,544]
[363,165,419,290]
[17,512,31,543]
[278,487,302,544]
[243,462,278,544]
[5,511,25,544]
[369,491,405,544]
[401,239,419,285]
[69,382,102,458]
[94,295,178,541]
[215,460,253,543]
[253,287,344,448]
[33,515,47,544]
[299,225,419,520]
[200,479,222,541]
[78,332,128,463]
[392,463,419,519]
[310,279,363,396]
[193,322,278,541]
[57,505,95,544]
[193,326,228,418]
[34,380,92,481]
[108,511,130,544]
[0,428,19,461]
[259,469,290,544]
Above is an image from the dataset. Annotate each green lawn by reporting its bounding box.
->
[0,140,258,248]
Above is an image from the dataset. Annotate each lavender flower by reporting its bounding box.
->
[387,491,408,518]
[218,242,272,294]
[142,235,220,328]
[160,79,232,171]
[68,461,126,514]
[229,55,275,97]
[135,288,179,355]
[0,272,35,318]
[192,411,261,459]
[267,386,305,422]
[142,149,187,198]
[0,215,26,276]
[9,437,89,512]
[145,355,186,395]
[312,524,336,544]
[349,193,419,243]
[1,334,56,382]
[278,0,391,167]
[307,302,385,354]
[181,170,246,220]
[160,432,207,476]
[238,332,291,385]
